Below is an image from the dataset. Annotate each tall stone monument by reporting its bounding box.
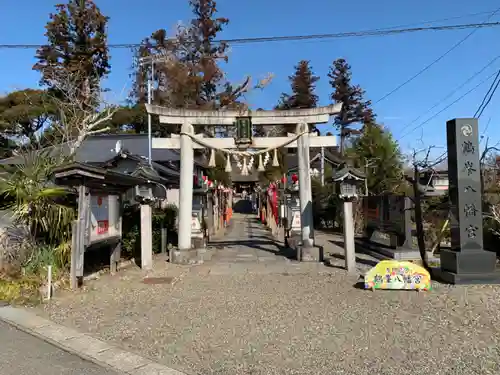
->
[440,118,500,284]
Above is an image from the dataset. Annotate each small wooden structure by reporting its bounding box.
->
[52,162,151,289]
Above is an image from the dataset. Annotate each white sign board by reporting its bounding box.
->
[89,195,120,243]
[191,215,201,230]
[291,211,301,232]
[191,212,203,238]
[90,195,109,235]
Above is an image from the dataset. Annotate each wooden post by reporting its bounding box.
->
[70,220,78,290]
[71,185,89,289]
[110,242,121,274]
[109,195,121,274]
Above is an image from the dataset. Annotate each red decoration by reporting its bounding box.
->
[291,174,298,183]
[281,176,286,184]
[97,220,109,234]
[202,175,207,181]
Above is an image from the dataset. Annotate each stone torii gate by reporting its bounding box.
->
[146,104,341,263]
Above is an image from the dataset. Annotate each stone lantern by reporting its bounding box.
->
[332,162,366,274]
[332,163,366,201]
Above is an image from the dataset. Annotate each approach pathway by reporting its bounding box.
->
[206,212,330,275]
[210,213,286,263]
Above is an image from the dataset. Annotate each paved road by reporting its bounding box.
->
[0,320,120,375]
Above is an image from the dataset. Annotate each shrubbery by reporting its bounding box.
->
[121,204,178,257]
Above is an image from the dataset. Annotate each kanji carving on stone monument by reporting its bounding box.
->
[464,203,479,217]
[465,224,478,239]
[463,161,476,176]
[462,140,475,155]
[464,185,477,193]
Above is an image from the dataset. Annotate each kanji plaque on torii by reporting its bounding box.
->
[440,118,500,284]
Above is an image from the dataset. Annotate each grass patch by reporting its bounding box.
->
[0,243,70,305]
[0,275,42,305]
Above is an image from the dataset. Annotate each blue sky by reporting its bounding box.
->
[1,0,499,156]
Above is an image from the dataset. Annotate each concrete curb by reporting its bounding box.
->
[0,305,188,375]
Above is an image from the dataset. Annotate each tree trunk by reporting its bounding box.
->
[412,165,430,271]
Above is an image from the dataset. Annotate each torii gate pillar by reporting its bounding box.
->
[296,122,317,260]
[177,122,195,255]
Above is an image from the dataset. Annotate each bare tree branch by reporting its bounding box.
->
[42,69,119,158]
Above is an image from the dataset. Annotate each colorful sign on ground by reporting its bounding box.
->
[364,260,431,291]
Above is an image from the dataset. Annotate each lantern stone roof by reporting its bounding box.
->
[332,163,366,182]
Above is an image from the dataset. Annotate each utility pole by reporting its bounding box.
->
[320,146,325,186]
[139,53,171,165]
[147,60,154,165]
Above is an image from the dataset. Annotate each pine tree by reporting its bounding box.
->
[33,0,110,102]
[276,60,319,134]
[328,58,372,154]
[0,89,56,141]
[280,60,319,109]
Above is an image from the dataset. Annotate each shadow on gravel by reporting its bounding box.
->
[328,252,378,268]
[353,281,366,290]
[329,239,384,261]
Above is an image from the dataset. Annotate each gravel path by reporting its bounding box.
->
[32,215,500,375]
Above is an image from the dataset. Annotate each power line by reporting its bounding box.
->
[370,9,500,30]
[398,70,498,142]
[335,10,500,36]
[476,75,500,118]
[474,69,500,117]
[369,9,500,29]
[374,7,500,104]
[474,70,500,115]
[366,57,499,172]
[395,54,500,138]
[1,22,500,50]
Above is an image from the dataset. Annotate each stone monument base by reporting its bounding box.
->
[355,239,424,261]
[285,235,323,262]
[439,248,500,284]
[296,244,324,262]
[438,269,500,284]
[170,247,213,265]
[440,248,496,274]
[191,236,206,249]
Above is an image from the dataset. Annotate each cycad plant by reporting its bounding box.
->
[0,150,75,248]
